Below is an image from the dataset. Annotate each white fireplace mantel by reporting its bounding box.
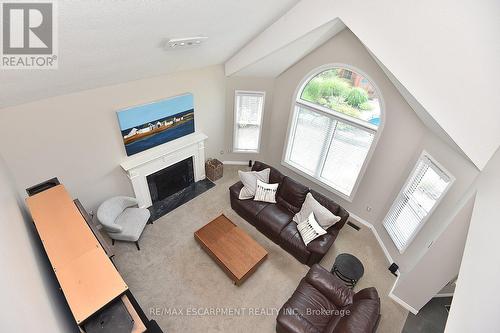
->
[120,132,207,208]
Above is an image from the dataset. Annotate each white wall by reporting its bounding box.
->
[225,0,500,170]
[0,65,226,211]
[445,147,500,332]
[0,154,78,332]
[262,29,479,272]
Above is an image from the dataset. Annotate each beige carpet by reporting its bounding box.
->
[113,165,408,333]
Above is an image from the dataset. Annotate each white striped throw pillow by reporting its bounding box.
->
[297,212,327,245]
[253,179,278,203]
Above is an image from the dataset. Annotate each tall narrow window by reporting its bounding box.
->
[284,66,382,200]
[233,90,265,153]
[383,153,454,253]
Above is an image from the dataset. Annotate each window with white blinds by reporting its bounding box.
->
[233,91,265,153]
[383,154,454,253]
[283,66,381,199]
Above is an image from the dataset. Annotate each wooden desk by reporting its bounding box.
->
[74,199,114,259]
[26,185,128,324]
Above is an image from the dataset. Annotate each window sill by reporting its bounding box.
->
[232,149,260,154]
[281,160,354,203]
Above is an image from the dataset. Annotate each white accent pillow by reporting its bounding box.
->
[254,179,278,203]
[293,192,341,229]
[238,168,270,200]
[297,212,327,246]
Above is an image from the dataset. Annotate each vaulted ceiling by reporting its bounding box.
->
[225,0,500,170]
[0,0,299,108]
[2,0,499,170]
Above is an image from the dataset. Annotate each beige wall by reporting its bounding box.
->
[0,154,78,332]
[445,147,500,332]
[393,192,475,311]
[261,29,479,272]
[0,65,226,211]
[223,76,275,163]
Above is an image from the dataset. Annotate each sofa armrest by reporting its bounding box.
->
[335,289,381,333]
[331,206,349,232]
[122,196,139,208]
[305,264,354,307]
[103,223,123,233]
[306,233,334,255]
[354,287,379,302]
[229,181,243,198]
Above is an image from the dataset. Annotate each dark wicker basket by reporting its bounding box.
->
[205,158,223,181]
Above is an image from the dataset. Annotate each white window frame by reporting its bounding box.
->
[383,151,455,253]
[281,64,385,202]
[232,90,266,153]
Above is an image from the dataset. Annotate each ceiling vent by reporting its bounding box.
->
[165,36,208,49]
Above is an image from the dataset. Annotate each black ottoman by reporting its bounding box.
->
[331,253,364,288]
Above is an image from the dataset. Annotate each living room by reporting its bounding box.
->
[1,1,499,333]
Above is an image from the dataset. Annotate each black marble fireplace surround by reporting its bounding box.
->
[147,157,214,221]
[147,157,195,203]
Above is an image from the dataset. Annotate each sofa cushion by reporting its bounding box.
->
[254,179,278,203]
[230,182,269,223]
[310,189,349,232]
[277,177,309,214]
[252,161,285,184]
[238,168,270,199]
[284,279,340,332]
[255,204,293,242]
[279,222,311,264]
[112,208,150,241]
[293,193,341,229]
[233,200,269,224]
[309,189,342,216]
[297,213,327,246]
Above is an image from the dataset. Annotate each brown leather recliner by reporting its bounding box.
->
[277,264,381,333]
[229,161,349,266]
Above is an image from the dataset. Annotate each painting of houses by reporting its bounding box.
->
[117,93,195,156]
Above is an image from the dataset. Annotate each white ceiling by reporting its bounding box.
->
[233,19,345,77]
[0,0,299,108]
[224,0,500,170]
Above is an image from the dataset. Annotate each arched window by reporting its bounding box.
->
[283,65,383,200]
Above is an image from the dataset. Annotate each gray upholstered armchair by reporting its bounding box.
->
[97,196,151,250]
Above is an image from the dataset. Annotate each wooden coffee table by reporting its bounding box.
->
[194,214,268,285]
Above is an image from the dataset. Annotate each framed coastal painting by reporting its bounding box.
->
[117,93,195,156]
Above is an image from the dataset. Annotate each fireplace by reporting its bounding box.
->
[120,132,210,212]
[145,154,214,220]
[147,157,194,203]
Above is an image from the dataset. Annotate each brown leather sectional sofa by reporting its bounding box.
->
[277,264,381,333]
[229,161,349,266]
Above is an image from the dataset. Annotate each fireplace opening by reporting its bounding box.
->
[147,157,194,203]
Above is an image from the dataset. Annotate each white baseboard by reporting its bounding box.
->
[389,290,419,315]
[348,213,420,314]
[222,160,249,166]
[387,275,419,314]
[348,213,394,265]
